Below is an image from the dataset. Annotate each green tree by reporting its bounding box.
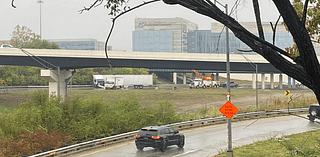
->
[101,68,149,75]
[0,66,47,86]
[72,68,95,85]
[10,25,59,49]
[23,39,59,49]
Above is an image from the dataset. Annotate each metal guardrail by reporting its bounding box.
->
[30,108,309,157]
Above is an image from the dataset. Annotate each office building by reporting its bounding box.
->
[48,39,105,51]
[133,18,198,52]
[187,22,294,54]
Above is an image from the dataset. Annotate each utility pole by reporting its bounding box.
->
[37,0,43,40]
[225,4,233,157]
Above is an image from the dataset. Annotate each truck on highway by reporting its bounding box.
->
[189,79,219,89]
[189,70,219,89]
[93,75,153,89]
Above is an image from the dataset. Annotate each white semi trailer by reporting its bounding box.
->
[93,75,153,89]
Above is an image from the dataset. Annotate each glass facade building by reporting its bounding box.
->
[133,31,173,52]
[48,39,105,50]
[188,22,295,54]
[187,31,294,54]
[133,18,198,52]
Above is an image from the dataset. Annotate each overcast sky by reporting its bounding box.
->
[0,0,280,51]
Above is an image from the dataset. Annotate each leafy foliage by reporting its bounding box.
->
[0,90,184,156]
[0,129,72,157]
[72,68,96,85]
[101,68,149,75]
[284,0,320,58]
[23,39,59,49]
[10,25,59,49]
[0,66,47,86]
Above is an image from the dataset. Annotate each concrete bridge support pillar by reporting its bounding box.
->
[292,79,296,88]
[216,73,219,81]
[252,73,257,89]
[173,72,177,84]
[192,73,196,79]
[183,73,187,84]
[270,73,274,89]
[211,73,214,81]
[261,73,265,89]
[288,76,292,88]
[41,69,74,99]
[279,74,283,89]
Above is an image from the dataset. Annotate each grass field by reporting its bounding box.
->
[216,129,320,156]
[0,88,317,114]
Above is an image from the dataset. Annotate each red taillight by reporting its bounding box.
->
[152,135,160,139]
[135,135,140,138]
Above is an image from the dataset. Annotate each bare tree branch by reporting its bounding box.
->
[79,0,103,14]
[302,0,309,24]
[11,0,16,8]
[252,0,264,40]
[103,0,161,68]
[270,15,282,45]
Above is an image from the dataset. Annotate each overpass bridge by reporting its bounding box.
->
[0,48,293,98]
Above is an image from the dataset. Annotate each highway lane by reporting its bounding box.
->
[79,115,320,157]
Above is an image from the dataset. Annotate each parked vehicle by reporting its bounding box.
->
[189,79,219,89]
[308,104,320,122]
[104,77,124,89]
[220,81,239,88]
[93,75,105,88]
[189,70,219,89]
[0,44,14,48]
[93,75,153,89]
[135,126,185,152]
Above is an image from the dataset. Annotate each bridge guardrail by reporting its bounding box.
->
[30,108,309,157]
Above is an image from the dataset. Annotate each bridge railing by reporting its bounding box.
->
[29,108,309,157]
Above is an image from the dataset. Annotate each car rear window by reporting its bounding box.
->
[139,129,158,136]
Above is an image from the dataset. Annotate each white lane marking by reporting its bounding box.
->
[173,149,201,157]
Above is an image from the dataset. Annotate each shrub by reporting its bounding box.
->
[0,129,72,157]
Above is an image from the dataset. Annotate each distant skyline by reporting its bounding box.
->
[0,0,281,51]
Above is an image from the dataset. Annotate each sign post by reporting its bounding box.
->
[219,101,239,119]
[219,100,239,157]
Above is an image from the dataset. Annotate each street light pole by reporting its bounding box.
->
[37,0,43,40]
[256,64,258,108]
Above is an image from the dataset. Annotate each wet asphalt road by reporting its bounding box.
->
[79,115,320,157]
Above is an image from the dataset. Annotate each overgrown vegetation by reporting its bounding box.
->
[0,66,158,86]
[0,90,187,156]
[0,88,317,156]
[216,129,320,157]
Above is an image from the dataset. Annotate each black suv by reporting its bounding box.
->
[135,126,185,152]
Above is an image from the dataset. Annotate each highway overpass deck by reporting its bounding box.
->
[0,48,294,73]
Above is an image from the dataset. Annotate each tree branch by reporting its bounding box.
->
[270,15,281,45]
[11,0,16,8]
[79,0,103,14]
[302,0,309,24]
[104,0,161,67]
[252,0,264,40]
[273,0,320,84]
[169,0,311,87]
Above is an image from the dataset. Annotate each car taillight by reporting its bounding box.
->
[152,136,160,139]
[135,135,140,138]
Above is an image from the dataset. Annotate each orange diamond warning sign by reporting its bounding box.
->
[219,101,239,119]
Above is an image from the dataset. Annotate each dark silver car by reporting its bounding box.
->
[221,81,239,88]
[135,126,185,152]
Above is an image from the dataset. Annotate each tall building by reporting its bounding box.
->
[48,39,105,50]
[133,18,198,52]
[187,22,294,54]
